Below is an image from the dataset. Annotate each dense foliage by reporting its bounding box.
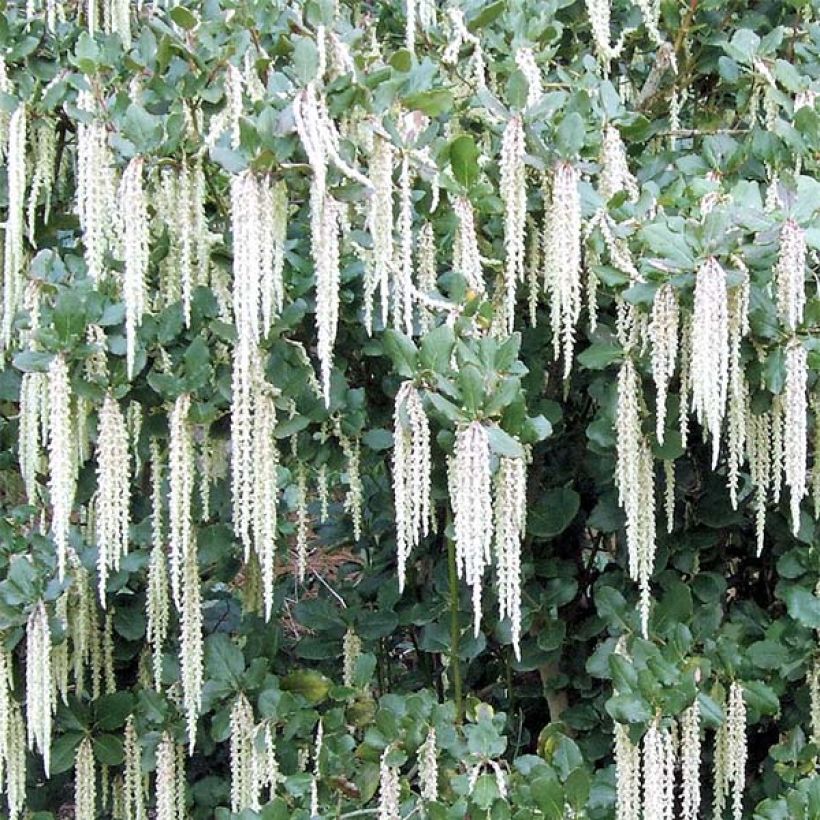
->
[0,0,819,817]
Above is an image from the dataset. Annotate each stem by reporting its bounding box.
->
[446,517,463,722]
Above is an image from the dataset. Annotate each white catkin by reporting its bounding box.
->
[395,153,414,336]
[810,659,820,748]
[599,125,638,202]
[784,340,808,535]
[295,465,310,583]
[726,682,747,820]
[76,91,119,283]
[691,257,729,467]
[168,394,194,607]
[544,161,582,379]
[26,601,53,776]
[493,455,527,660]
[418,727,438,801]
[147,439,169,691]
[774,218,806,331]
[75,737,96,820]
[230,694,256,812]
[155,732,178,820]
[649,284,679,443]
[378,747,401,820]
[747,405,773,556]
[614,722,640,820]
[366,134,394,332]
[633,0,662,44]
[27,119,56,245]
[339,431,363,541]
[515,48,543,108]
[663,459,675,533]
[500,115,527,335]
[95,394,131,605]
[680,699,701,820]
[726,276,750,509]
[2,104,26,354]
[453,195,486,295]
[123,715,145,820]
[342,627,362,688]
[49,354,75,581]
[449,422,493,637]
[393,382,432,592]
[813,392,820,520]
[180,523,203,753]
[19,371,46,503]
[119,156,149,379]
[642,718,675,820]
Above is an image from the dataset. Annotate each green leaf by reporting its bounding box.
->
[781,586,820,629]
[403,89,453,117]
[449,136,480,189]
[486,425,524,458]
[169,5,198,29]
[281,669,332,704]
[528,488,580,538]
[530,774,564,819]
[555,112,585,159]
[458,364,484,416]
[53,289,86,344]
[122,104,162,152]
[94,693,134,731]
[471,774,500,810]
[50,732,83,775]
[292,36,320,85]
[12,350,54,373]
[93,733,125,765]
[742,681,779,716]
[468,0,506,30]
[205,633,245,684]
[605,692,652,724]
[577,342,623,370]
[362,428,393,451]
[747,640,789,670]
[383,330,418,377]
[419,324,455,373]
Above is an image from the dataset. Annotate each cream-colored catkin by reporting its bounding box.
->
[649,284,679,443]
[366,134,394,331]
[418,727,438,801]
[52,594,70,705]
[599,125,638,202]
[500,115,527,335]
[180,534,203,753]
[119,156,149,379]
[19,370,46,503]
[378,746,401,820]
[784,340,808,535]
[416,222,437,334]
[453,195,486,295]
[544,161,582,380]
[642,718,675,820]
[49,354,75,581]
[810,658,820,749]
[75,736,96,820]
[691,257,729,467]
[614,722,640,820]
[747,405,772,555]
[76,91,119,283]
[263,178,287,331]
[339,431,363,541]
[616,358,656,636]
[168,394,194,607]
[813,392,820,519]
[342,627,362,688]
[3,700,25,820]
[155,732,178,820]
[26,600,54,776]
[27,118,57,244]
[147,439,169,691]
[2,104,26,354]
[663,459,675,533]
[680,699,701,820]
[493,455,527,660]
[726,682,747,820]
[95,394,131,604]
[395,153,415,335]
[230,693,256,812]
[449,422,493,637]
[774,219,806,331]
[393,382,432,592]
[123,715,145,820]
[295,464,310,583]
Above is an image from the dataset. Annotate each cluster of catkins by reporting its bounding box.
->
[0,0,817,817]
[615,642,748,820]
